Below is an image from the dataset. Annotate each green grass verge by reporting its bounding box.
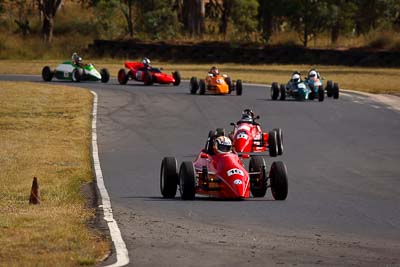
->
[0,60,399,94]
[0,82,108,266]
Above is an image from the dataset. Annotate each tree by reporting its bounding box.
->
[38,0,64,43]
[120,0,135,37]
[182,0,203,36]
[230,0,259,41]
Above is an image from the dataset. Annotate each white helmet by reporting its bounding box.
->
[308,70,317,78]
[292,73,301,82]
[142,57,151,65]
[213,136,232,154]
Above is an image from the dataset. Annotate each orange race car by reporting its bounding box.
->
[190,66,243,96]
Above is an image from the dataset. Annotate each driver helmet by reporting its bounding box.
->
[213,136,232,154]
[142,57,151,66]
[240,109,254,123]
[292,71,301,83]
[77,57,83,65]
[308,70,317,79]
[210,66,219,76]
[72,52,78,61]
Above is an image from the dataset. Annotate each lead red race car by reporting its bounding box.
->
[229,109,283,157]
[160,132,288,200]
[117,58,181,86]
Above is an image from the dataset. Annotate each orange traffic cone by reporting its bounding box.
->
[29,177,40,204]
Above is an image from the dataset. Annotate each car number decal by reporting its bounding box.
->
[64,72,69,78]
[227,168,244,177]
[233,179,243,185]
[237,132,248,140]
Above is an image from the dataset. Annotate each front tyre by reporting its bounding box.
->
[100,68,110,83]
[160,157,179,198]
[273,128,283,156]
[333,83,339,99]
[269,161,288,200]
[318,86,324,102]
[236,79,243,96]
[268,131,278,157]
[173,71,181,86]
[199,79,206,95]
[271,82,279,100]
[72,68,81,82]
[249,156,267,197]
[42,66,53,82]
[117,69,129,84]
[280,84,286,100]
[326,80,333,97]
[190,77,199,94]
[179,161,196,200]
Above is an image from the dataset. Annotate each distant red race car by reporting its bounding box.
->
[117,61,181,86]
[160,131,288,200]
[229,109,283,157]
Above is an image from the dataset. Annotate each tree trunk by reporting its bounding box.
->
[43,15,54,43]
[331,22,340,45]
[219,1,231,39]
[258,0,273,43]
[303,23,308,47]
[183,0,203,37]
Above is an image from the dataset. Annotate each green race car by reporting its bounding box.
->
[42,61,109,83]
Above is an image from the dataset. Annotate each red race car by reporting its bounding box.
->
[229,109,283,157]
[117,58,180,86]
[160,132,288,200]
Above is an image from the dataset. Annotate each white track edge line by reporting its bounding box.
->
[90,91,130,267]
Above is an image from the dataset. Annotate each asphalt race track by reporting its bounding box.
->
[2,75,400,266]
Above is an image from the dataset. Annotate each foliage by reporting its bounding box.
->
[230,0,259,41]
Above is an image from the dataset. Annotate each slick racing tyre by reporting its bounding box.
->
[236,79,243,96]
[100,68,110,83]
[117,69,129,84]
[271,82,279,100]
[269,161,288,200]
[333,83,339,99]
[144,70,153,85]
[199,79,206,95]
[160,157,179,198]
[268,131,278,157]
[280,84,286,100]
[225,77,232,94]
[179,161,196,200]
[249,156,267,197]
[72,68,81,82]
[326,80,333,97]
[318,86,324,102]
[273,128,283,156]
[42,66,53,82]
[190,77,199,94]
[173,71,181,86]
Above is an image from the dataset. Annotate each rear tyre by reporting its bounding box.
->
[225,77,232,93]
[318,86,324,102]
[269,161,288,200]
[273,128,283,156]
[236,79,243,96]
[179,161,196,200]
[268,131,278,157]
[144,70,153,85]
[333,83,339,99]
[117,69,129,84]
[160,157,179,198]
[42,66,53,82]
[199,79,206,95]
[100,68,110,83]
[249,156,267,197]
[271,82,279,100]
[72,68,81,82]
[190,77,199,94]
[173,71,181,86]
[326,80,333,97]
[280,84,286,100]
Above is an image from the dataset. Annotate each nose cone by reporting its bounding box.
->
[234,132,251,153]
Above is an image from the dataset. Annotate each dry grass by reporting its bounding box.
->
[0,60,399,94]
[0,82,108,267]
